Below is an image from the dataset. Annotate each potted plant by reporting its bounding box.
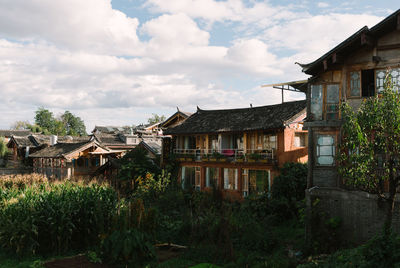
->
[235,154,245,162]
[248,153,261,162]
[186,153,195,161]
[201,154,209,161]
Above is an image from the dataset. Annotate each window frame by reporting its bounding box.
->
[310,83,341,121]
[315,133,337,167]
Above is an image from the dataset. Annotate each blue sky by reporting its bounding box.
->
[0,0,397,131]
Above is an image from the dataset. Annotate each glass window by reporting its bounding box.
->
[263,134,277,150]
[223,168,238,190]
[311,85,323,120]
[349,71,361,97]
[376,68,400,93]
[294,133,307,147]
[206,167,219,188]
[249,170,270,195]
[326,84,340,120]
[316,135,335,166]
[181,166,196,189]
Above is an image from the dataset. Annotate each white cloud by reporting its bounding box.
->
[317,2,330,8]
[0,0,142,55]
[0,0,392,131]
[225,39,281,75]
[261,13,383,61]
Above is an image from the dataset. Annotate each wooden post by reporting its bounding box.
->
[237,167,242,193]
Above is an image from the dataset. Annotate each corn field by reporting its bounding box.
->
[0,174,119,256]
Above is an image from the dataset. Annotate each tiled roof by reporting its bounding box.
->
[31,134,91,145]
[92,126,132,134]
[12,136,37,147]
[29,142,91,158]
[93,133,125,146]
[139,141,161,155]
[299,9,400,75]
[164,100,306,135]
[0,130,31,137]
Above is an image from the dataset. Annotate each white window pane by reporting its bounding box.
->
[319,145,333,156]
[317,156,334,165]
[327,84,339,103]
[318,136,334,145]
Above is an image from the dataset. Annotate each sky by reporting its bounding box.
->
[0,0,397,132]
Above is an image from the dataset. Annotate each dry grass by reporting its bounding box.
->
[0,173,109,189]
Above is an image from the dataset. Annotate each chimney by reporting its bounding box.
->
[50,135,58,146]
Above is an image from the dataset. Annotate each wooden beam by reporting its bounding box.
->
[361,33,374,46]
[377,43,400,51]
[397,13,400,30]
[332,53,342,64]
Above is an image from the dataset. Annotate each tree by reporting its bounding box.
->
[61,111,87,136]
[11,121,31,130]
[0,137,8,158]
[339,73,400,235]
[147,114,166,125]
[35,107,55,133]
[33,108,87,136]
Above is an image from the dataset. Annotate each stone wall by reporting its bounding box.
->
[306,187,400,244]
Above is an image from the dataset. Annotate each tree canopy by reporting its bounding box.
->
[0,137,8,158]
[339,73,400,234]
[32,108,87,136]
[147,114,166,125]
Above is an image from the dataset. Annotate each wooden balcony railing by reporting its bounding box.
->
[172,148,274,162]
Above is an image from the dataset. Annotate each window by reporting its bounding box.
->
[316,135,335,166]
[376,68,400,93]
[348,70,375,97]
[361,70,375,97]
[248,170,270,195]
[311,84,340,120]
[242,169,249,197]
[206,167,219,188]
[326,84,340,120]
[223,168,238,190]
[311,85,323,120]
[263,134,277,150]
[195,167,201,190]
[181,166,196,189]
[349,71,361,97]
[294,133,307,147]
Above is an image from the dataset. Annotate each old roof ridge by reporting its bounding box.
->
[196,99,306,113]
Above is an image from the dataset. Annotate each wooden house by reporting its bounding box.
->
[160,109,192,130]
[299,9,400,242]
[164,100,307,199]
[0,130,31,143]
[300,9,400,188]
[29,140,112,179]
[7,134,91,162]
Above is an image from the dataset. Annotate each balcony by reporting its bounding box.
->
[173,148,275,163]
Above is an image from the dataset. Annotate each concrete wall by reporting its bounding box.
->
[306,187,400,244]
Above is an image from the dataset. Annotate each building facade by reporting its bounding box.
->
[164,101,307,199]
[301,9,400,243]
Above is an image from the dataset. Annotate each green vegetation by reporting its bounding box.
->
[339,74,400,235]
[12,107,87,136]
[0,175,118,256]
[147,113,166,125]
[0,137,8,165]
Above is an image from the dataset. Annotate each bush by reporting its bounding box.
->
[270,162,307,220]
[100,229,155,266]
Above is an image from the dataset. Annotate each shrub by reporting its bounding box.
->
[100,229,155,266]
